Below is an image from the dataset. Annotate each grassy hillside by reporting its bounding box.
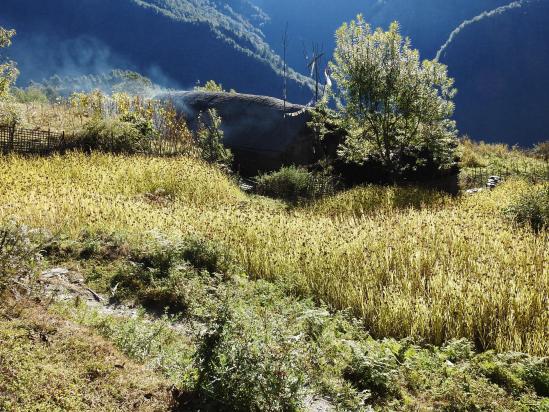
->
[0,301,175,410]
[0,153,546,354]
[0,150,547,410]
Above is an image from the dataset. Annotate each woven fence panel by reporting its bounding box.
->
[0,126,65,154]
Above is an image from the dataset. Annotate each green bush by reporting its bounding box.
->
[196,109,233,171]
[343,341,400,399]
[12,86,49,104]
[256,166,312,201]
[111,236,230,314]
[76,117,147,154]
[442,339,475,363]
[182,236,231,275]
[256,166,339,201]
[196,290,307,411]
[521,358,549,397]
[0,222,40,294]
[504,184,548,232]
[0,99,21,127]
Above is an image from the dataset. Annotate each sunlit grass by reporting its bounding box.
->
[0,153,546,355]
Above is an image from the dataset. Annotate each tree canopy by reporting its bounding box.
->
[0,27,18,98]
[330,16,458,174]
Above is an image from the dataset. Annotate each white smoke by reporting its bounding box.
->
[324,69,332,88]
[435,1,528,61]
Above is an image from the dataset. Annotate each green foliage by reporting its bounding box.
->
[110,236,231,314]
[196,108,233,170]
[503,184,548,232]
[442,339,475,363]
[0,99,21,127]
[12,85,49,104]
[256,166,312,201]
[76,117,147,153]
[0,222,40,293]
[196,283,308,411]
[343,341,400,399]
[120,111,157,138]
[0,27,18,98]
[182,236,231,274]
[195,79,226,92]
[255,166,338,202]
[331,16,458,175]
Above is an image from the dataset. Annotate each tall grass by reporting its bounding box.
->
[0,153,546,355]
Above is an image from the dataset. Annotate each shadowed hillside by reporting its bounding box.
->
[0,0,312,100]
[442,0,549,146]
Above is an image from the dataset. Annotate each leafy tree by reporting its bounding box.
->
[196,109,233,170]
[330,16,458,175]
[195,80,225,93]
[195,80,237,94]
[0,27,18,98]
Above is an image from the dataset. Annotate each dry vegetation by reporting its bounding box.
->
[0,153,546,356]
[0,298,175,411]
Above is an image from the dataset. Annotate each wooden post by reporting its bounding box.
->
[60,131,65,155]
[8,123,15,153]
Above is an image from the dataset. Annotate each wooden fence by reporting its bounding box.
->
[462,163,549,189]
[0,125,66,155]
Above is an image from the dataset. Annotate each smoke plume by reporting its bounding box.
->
[435,1,527,61]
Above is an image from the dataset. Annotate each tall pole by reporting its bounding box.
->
[307,43,324,104]
[283,23,289,114]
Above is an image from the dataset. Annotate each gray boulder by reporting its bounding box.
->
[157,91,314,175]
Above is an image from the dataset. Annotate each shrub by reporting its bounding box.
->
[182,236,231,275]
[256,166,312,201]
[75,117,146,153]
[459,139,488,168]
[504,184,548,232]
[442,339,475,363]
[0,98,21,127]
[195,80,225,92]
[111,236,230,314]
[256,166,338,201]
[119,112,156,138]
[532,141,549,162]
[12,86,49,104]
[196,109,233,171]
[196,295,307,411]
[0,222,40,294]
[343,341,400,399]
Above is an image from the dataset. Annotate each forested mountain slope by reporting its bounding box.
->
[441,0,549,145]
[1,0,548,144]
[0,0,311,100]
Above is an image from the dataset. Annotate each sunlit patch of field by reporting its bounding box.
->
[0,153,547,355]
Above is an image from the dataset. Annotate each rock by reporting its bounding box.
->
[157,91,315,176]
[487,175,502,189]
[466,188,483,194]
[41,267,69,278]
[303,395,336,412]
